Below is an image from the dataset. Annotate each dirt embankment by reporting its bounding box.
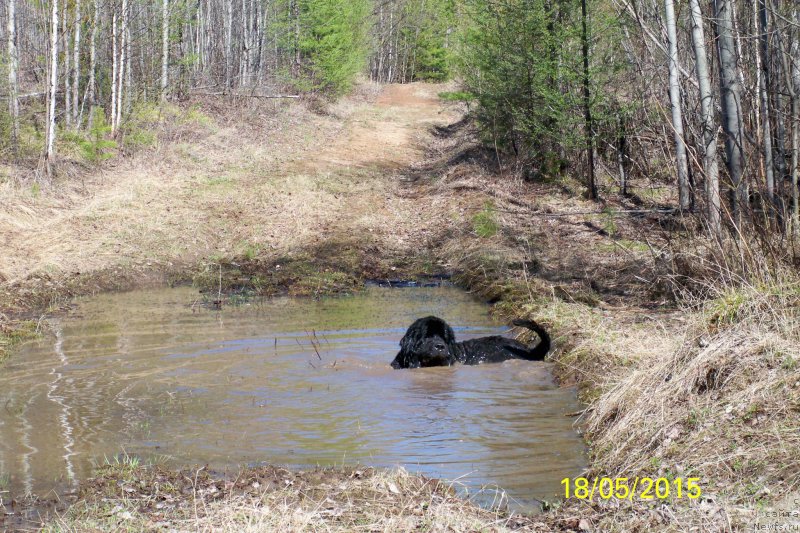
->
[2,83,798,531]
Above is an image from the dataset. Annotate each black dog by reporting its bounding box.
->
[390,316,550,369]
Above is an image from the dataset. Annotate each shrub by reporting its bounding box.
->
[79,108,117,165]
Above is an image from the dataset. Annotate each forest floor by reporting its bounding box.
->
[1,83,798,531]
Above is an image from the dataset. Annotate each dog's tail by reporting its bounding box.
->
[511,319,551,360]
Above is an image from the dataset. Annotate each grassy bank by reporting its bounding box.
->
[42,462,546,532]
[417,121,800,529]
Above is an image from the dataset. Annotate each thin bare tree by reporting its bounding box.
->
[46,0,60,163]
[664,0,691,211]
[7,0,20,156]
[792,6,800,232]
[72,0,81,126]
[161,0,169,100]
[690,0,721,237]
[714,0,746,221]
[82,0,99,128]
[758,0,776,211]
[111,9,118,132]
[582,0,596,200]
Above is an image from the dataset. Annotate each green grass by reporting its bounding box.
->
[0,321,39,363]
[204,175,233,187]
[472,202,499,238]
[438,91,474,103]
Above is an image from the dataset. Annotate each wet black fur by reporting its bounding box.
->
[390,316,551,369]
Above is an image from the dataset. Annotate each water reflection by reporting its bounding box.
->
[0,285,586,510]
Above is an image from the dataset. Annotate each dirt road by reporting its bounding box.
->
[0,84,460,300]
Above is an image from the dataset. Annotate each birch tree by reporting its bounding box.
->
[161,0,169,100]
[62,2,71,129]
[665,0,691,212]
[111,10,118,132]
[46,0,60,162]
[115,0,128,130]
[690,0,721,236]
[758,0,776,210]
[224,0,233,89]
[714,0,746,220]
[72,0,81,126]
[792,6,800,233]
[83,0,99,128]
[7,0,19,155]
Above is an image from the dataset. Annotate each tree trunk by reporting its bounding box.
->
[758,0,776,211]
[111,10,118,132]
[83,0,98,128]
[124,13,131,113]
[616,112,629,196]
[7,0,19,156]
[292,0,300,79]
[46,0,59,162]
[713,0,746,221]
[771,0,788,201]
[72,0,81,126]
[665,0,691,211]
[62,1,71,129]
[115,0,127,127]
[689,0,721,237]
[161,0,169,100]
[582,0,596,200]
[792,7,800,233]
[256,0,264,83]
[225,0,233,88]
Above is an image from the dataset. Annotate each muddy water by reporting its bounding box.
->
[0,285,585,510]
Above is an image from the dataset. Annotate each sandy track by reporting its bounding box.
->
[0,83,457,288]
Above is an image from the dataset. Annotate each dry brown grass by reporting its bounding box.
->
[585,277,800,486]
[43,465,546,532]
[0,83,459,317]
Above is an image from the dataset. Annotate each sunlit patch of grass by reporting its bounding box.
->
[472,202,499,238]
[290,270,360,297]
[596,238,650,254]
[706,287,748,327]
[182,104,213,127]
[240,242,261,261]
[99,453,142,481]
[203,175,233,187]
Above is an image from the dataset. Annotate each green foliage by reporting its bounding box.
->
[472,202,499,238]
[299,0,371,95]
[182,105,212,126]
[0,109,12,156]
[119,103,159,152]
[79,108,117,165]
[402,0,455,81]
[454,0,627,171]
[438,91,474,103]
[456,0,581,161]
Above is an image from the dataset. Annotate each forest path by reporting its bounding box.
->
[0,83,458,290]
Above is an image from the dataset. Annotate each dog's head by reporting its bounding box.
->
[391,316,457,369]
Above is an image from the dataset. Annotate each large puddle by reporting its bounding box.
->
[0,285,585,510]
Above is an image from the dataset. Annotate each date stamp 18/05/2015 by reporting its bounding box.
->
[561,477,702,501]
